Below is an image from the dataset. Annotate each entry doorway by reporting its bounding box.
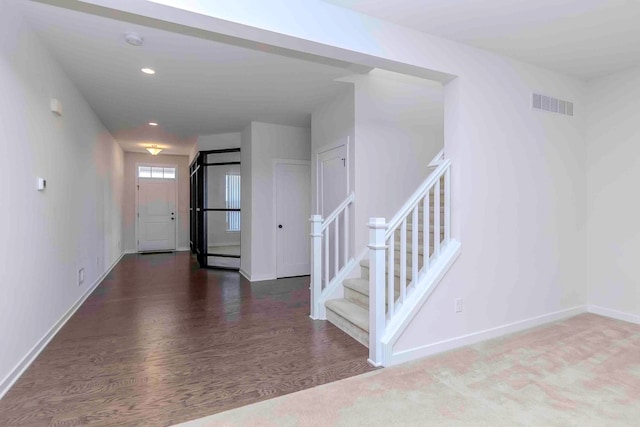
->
[136,164,178,252]
[275,161,311,278]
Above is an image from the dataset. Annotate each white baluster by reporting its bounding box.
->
[423,195,429,271]
[388,233,395,317]
[334,219,339,274]
[434,179,441,258]
[324,229,329,288]
[368,217,386,367]
[444,166,451,246]
[412,205,418,286]
[310,215,323,319]
[400,218,407,304]
[344,206,349,266]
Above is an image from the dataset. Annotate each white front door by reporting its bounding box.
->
[138,177,177,252]
[276,162,311,278]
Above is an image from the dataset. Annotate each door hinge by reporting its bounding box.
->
[342,158,346,166]
[137,212,139,218]
[137,185,140,190]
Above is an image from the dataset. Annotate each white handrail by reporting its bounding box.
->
[321,192,355,232]
[428,149,445,167]
[385,159,450,240]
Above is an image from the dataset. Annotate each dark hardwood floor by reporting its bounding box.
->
[0,252,374,426]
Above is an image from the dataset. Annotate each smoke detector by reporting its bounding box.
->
[124,32,144,47]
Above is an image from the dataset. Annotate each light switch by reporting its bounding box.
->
[37,177,46,191]
[50,98,63,116]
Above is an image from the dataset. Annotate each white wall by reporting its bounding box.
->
[198,132,241,151]
[351,70,444,253]
[311,83,355,215]
[123,153,190,252]
[395,64,586,355]
[0,0,124,395]
[586,65,640,322]
[240,124,253,277]
[191,132,242,163]
[244,122,311,280]
[134,0,589,354]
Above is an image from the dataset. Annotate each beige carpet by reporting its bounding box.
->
[175,313,640,426]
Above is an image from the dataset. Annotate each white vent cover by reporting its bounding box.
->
[532,93,573,116]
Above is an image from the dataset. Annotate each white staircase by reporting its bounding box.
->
[325,182,445,348]
[309,151,460,367]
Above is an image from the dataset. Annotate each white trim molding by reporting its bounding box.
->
[239,269,276,282]
[0,252,126,399]
[387,305,587,367]
[239,269,252,282]
[587,305,640,325]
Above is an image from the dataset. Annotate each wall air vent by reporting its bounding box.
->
[532,93,573,116]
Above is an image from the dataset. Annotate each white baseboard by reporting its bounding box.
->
[388,305,587,367]
[587,305,640,325]
[239,269,251,281]
[239,269,277,282]
[246,273,277,282]
[0,252,125,400]
[124,248,190,254]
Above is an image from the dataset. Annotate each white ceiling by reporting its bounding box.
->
[323,0,640,80]
[19,1,359,155]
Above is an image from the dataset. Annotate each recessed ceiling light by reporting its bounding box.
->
[141,68,156,75]
[148,122,158,126]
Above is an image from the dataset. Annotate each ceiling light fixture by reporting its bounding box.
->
[146,145,163,156]
[141,68,156,75]
[124,32,144,47]
[148,122,158,126]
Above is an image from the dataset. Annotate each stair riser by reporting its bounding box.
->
[344,286,369,309]
[326,309,369,348]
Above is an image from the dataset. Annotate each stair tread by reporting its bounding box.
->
[344,277,369,294]
[325,299,369,332]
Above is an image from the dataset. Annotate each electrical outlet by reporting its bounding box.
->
[455,298,463,313]
[78,268,85,286]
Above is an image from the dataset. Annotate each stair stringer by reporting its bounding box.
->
[380,239,462,366]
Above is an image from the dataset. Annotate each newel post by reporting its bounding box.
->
[310,215,323,319]
[368,217,387,367]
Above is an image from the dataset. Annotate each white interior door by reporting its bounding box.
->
[318,145,348,279]
[318,144,347,216]
[138,177,177,252]
[276,162,311,278]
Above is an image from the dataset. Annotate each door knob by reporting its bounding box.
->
[278,224,283,229]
